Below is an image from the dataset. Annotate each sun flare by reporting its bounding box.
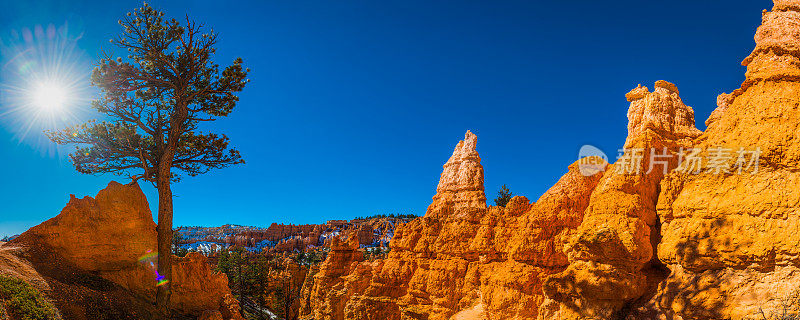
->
[0,23,88,144]
[31,81,69,111]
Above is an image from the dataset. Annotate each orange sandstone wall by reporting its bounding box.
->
[640,1,800,318]
[300,131,607,319]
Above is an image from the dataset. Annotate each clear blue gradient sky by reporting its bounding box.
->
[0,1,770,236]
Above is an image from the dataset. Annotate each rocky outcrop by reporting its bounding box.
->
[300,131,608,319]
[300,233,372,320]
[298,2,800,319]
[298,85,705,319]
[173,253,243,318]
[177,217,412,255]
[11,181,243,319]
[536,1,800,318]
[538,81,702,319]
[264,223,325,243]
[14,181,156,272]
[274,235,320,252]
[430,130,486,215]
[636,1,800,318]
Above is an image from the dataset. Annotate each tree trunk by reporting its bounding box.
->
[155,165,174,310]
[156,99,185,310]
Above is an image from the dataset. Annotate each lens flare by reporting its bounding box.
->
[156,272,169,287]
[138,250,158,263]
[138,250,170,287]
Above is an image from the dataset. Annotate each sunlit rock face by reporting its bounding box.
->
[298,2,800,319]
[537,81,702,319]
[301,2,800,317]
[300,131,607,319]
[15,181,157,272]
[13,182,243,319]
[430,130,487,216]
[632,1,800,318]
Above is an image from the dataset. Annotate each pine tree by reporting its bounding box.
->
[494,184,513,207]
[252,255,271,320]
[171,230,188,257]
[45,3,248,308]
[216,249,231,274]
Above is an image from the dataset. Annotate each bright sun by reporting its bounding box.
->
[1,22,87,142]
[31,82,69,111]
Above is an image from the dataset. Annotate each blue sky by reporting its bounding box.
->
[0,0,770,236]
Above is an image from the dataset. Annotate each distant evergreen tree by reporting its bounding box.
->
[215,249,231,274]
[250,255,273,320]
[279,276,297,319]
[494,184,513,207]
[228,247,248,305]
[171,230,189,257]
[356,213,418,221]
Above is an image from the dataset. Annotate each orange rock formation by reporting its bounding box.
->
[539,80,702,319]
[6,2,796,319]
[300,131,608,319]
[264,223,325,243]
[10,181,243,319]
[641,1,800,318]
[301,2,800,317]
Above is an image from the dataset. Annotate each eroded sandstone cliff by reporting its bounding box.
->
[9,181,243,319]
[299,130,611,319]
[300,2,800,319]
[13,1,793,319]
[300,7,800,317]
[538,81,703,319]
[640,1,800,318]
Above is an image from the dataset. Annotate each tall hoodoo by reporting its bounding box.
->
[430,130,487,216]
[649,1,800,318]
[300,131,608,319]
[300,2,800,319]
[706,0,800,167]
[539,81,701,319]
